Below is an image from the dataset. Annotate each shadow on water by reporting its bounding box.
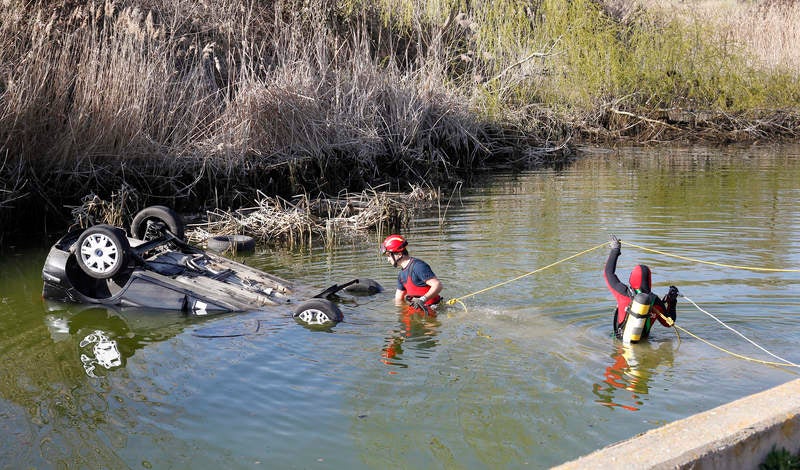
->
[0,298,199,467]
[2,297,295,468]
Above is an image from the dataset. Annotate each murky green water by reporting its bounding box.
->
[2,145,800,469]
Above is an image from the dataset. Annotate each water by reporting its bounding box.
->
[2,145,800,469]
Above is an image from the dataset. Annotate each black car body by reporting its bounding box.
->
[42,206,380,326]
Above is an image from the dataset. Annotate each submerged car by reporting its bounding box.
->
[42,205,381,326]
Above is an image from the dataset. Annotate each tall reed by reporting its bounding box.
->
[0,0,798,242]
[630,0,800,74]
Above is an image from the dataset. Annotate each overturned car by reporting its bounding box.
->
[42,206,381,326]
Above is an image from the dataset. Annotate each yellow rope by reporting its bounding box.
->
[445,242,607,306]
[621,241,800,272]
[441,238,798,368]
[657,306,799,368]
[451,298,468,314]
[658,312,681,343]
[673,324,799,368]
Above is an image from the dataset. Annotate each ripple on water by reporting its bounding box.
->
[2,147,800,469]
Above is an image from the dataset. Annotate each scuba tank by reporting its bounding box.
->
[622,292,655,344]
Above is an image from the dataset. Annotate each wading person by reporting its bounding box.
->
[380,234,443,313]
[604,235,679,343]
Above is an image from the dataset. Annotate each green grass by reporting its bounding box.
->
[761,445,800,470]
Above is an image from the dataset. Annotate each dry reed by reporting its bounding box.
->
[627,0,800,74]
[67,184,141,230]
[1,0,799,242]
[186,185,438,248]
[65,183,436,248]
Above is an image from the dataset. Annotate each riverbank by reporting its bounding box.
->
[554,378,800,469]
[2,0,799,244]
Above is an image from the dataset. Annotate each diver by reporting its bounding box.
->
[381,234,443,313]
[604,235,679,342]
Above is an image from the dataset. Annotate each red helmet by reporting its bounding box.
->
[381,234,408,254]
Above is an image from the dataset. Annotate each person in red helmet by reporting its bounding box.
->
[381,234,443,312]
[604,235,679,342]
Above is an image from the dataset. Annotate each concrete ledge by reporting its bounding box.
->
[554,378,800,469]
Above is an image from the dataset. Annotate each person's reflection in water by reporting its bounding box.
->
[381,306,441,369]
[592,340,675,411]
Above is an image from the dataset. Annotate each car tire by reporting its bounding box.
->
[293,299,343,325]
[344,278,384,295]
[75,224,131,279]
[207,235,256,253]
[131,206,185,241]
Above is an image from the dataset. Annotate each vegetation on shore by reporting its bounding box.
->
[760,445,800,470]
[70,184,439,248]
[1,0,798,244]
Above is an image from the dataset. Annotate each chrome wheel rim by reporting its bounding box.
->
[296,309,332,325]
[79,233,121,275]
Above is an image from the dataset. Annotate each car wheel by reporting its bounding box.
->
[207,234,256,253]
[293,299,343,325]
[344,278,384,295]
[75,224,131,279]
[131,206,185,241]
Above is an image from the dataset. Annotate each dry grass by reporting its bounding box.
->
[1,0,545,237]
[186,184,438,248]
[1,0,799,242]
[66,182,437,248]
[68,184,141,230]
[625,0,800,73]
[0,151,28,210]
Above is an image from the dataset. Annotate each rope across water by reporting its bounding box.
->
[443,240,799,368]
[445,242,608,306]
[621,241,800,273]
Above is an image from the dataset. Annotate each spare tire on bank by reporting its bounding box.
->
[207,235,256,253]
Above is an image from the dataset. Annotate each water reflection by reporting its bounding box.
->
[381,307,441,368]
[0,300,201,468]
[593,340,676,411]
[44,302,195,377]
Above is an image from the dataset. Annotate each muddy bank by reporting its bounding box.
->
[0,136,573,247]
